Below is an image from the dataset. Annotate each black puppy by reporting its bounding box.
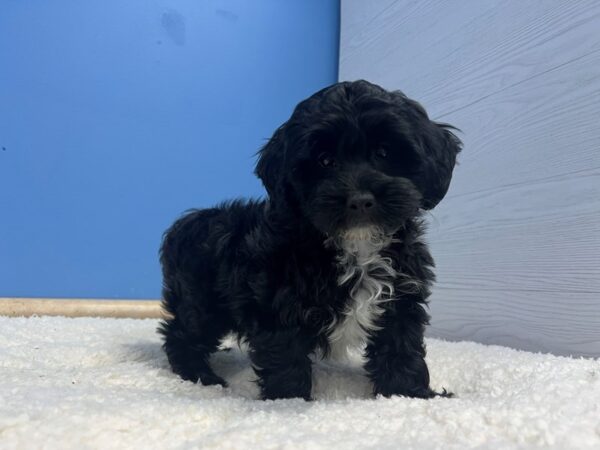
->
[159,80,461,400]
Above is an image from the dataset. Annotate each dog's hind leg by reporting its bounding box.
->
[248,327,316,400]
[159,318,228,386]
[158,291,231,386]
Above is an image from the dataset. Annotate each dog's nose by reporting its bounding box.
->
[347,192,376,214]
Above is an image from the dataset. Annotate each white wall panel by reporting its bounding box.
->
[340,0,600,356]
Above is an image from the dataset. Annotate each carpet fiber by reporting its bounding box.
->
[1,316,599,449]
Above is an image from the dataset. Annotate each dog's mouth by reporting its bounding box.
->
[313,209,402,242]
[338,225,385,241]
[325,225,394,252]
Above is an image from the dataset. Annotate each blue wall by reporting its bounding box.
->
[0,0,340,299]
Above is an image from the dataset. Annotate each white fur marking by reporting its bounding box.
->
[327,227,396,360]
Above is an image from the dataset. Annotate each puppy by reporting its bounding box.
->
[158,80,461,400]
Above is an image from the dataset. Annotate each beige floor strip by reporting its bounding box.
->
[0,298,167,319]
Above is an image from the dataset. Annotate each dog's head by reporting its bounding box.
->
[255,80,461,237]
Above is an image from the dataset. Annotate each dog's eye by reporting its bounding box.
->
[318,152,335,168]
[376,148,387,158]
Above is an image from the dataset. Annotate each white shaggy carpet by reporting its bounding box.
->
[1,317,599,449]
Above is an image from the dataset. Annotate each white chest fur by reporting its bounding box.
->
[327,228,397,360]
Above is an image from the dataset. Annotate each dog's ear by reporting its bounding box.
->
[417,122,462,209]
[393,93,462,209]
[255,123,287,199]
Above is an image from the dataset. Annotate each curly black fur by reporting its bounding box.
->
[158,80,461,400]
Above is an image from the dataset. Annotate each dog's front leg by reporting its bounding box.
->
[248,326,315,400]
[364,300,452,399]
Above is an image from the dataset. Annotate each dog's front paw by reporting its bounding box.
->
[260,383,312,401]
[375,385,453,399]
[261,391,312,401]
[199,373,228,388]
[173,366,227,387]
[405,387,454,399]
[258,374,312,401]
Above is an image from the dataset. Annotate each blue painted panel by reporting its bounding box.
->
[0,0,340,298]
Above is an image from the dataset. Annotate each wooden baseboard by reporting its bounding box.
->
[0,298,167,319]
